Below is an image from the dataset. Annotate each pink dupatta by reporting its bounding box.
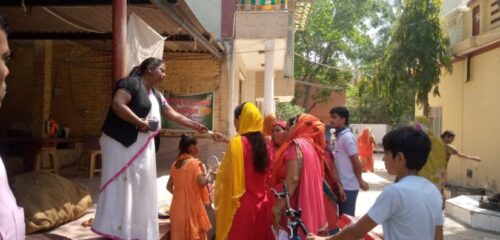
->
[294,137,327,235]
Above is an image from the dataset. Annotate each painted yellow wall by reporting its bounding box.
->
[254,70,295,99]
[424,47,500,192]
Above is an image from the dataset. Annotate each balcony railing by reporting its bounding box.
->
[236,0,288,11]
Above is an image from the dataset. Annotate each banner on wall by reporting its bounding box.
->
[163,92,214,130]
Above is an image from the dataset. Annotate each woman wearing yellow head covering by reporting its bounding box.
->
[413,116,446,193]
[212,102,274,240]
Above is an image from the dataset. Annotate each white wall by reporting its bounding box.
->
[349,124,390,146]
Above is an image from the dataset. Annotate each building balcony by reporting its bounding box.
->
[236,0,288,11]
[234,7,289,39]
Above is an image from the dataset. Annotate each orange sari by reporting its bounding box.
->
[169,154,211,240]
[357,128,375,172]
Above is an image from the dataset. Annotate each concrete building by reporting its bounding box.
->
[417,0,500,192]
[0,0,312,173]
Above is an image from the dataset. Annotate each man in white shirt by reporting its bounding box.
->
[0,15,26,240]
[308,126,444,240]
[329,107,369,216]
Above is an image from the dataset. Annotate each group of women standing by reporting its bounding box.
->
[194,102,346,240]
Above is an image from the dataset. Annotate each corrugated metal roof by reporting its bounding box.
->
[0,2,220,54]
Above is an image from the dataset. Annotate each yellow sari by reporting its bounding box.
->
[214,102,263,240]
[414,116,446,191]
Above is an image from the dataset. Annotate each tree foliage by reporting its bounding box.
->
[294,0,392,113]
[276,102,304,121]
[376,0,452,119]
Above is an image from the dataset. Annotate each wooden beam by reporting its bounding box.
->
[0,0,150,7]
[9,32,195,41]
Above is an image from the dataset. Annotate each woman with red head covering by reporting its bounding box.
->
[266,120,288,162]
[272,114,328,238]
[263,113,278,141]
[357,128,376,172]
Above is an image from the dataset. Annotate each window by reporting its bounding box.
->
[489,0,500,30]
[429,106,442,136]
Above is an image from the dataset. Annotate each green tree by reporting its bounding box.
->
[295,0,392,113]
[346,1,399,125]
[377,0,452,118]
[276,102,304,121]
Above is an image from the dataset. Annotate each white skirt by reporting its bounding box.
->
[92,133,159,240]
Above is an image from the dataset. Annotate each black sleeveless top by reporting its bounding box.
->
[101,76,163,149]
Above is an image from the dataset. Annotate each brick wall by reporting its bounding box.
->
[49,41,112,137]
[1,41,226,138]
[159,56,225,133]
[1,41,226,171]
[295,84,346,123]
[0,40,112,138]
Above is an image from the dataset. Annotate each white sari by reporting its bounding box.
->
[92,92,161,240]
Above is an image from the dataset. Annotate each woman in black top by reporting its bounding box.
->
[93,57,207,239]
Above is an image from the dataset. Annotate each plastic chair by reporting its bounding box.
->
[79,138,102,178]
[35,147,59,174]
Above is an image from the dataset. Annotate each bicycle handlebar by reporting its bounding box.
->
[272,183,310,238]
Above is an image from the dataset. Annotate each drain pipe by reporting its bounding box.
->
[224,40,236,136]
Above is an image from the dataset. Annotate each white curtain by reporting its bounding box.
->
[126,12,166,74]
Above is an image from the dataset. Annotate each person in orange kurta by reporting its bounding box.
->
[357,128,376,172]
[167,134,214,240]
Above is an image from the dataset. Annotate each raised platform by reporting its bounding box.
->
[446,195,500,233]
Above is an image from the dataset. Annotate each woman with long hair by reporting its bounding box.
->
[212,102,274,240]
[272,114,328,238]
[167,134,213,240]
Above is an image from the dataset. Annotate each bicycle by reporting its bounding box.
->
[272,184,309,240]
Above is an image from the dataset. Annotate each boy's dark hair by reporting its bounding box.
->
[0,15,9,34]
[329,107,349,126]
[382,126,431,171]
[178,134,197,155]
[441,130,456,139]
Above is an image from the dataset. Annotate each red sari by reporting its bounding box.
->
[227,137,274,240]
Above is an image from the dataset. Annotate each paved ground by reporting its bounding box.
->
[27,138,500,239]
[358,153,500,240]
